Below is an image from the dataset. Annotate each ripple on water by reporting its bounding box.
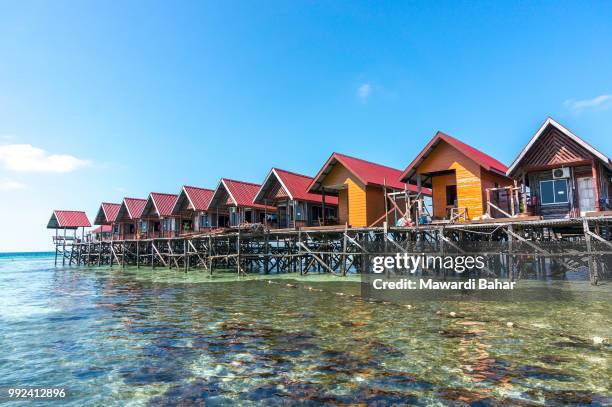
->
[0,261,610,406]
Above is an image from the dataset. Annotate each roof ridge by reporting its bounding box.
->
[124,197,147,201]
[334,152,402,173]
[151,192,178,197]
[273,167,314,180]
[54,209,86,213]
[222,178,261,187]
[184,185,215,192]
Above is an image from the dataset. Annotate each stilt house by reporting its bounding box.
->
[254,168,338,228]
[507,118,612,218]
[171,186,216,234]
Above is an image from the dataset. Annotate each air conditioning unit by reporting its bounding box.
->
[552,167,570,179]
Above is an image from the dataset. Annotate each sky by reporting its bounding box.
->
[0,1,611,251]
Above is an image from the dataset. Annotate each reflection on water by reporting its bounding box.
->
[0,255,610,406]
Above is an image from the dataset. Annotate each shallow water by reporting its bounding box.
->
[0,254,610,406]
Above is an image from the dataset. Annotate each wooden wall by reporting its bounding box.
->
[527,169,573,218]
[365,185,385,226]
[431,173,456,218]
[417,140,492,219]
[320,162,380,227]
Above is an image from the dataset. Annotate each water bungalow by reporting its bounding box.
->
[46,118,611,285]
[89,225,112,242]
[400,132,512,222]
[507,118,612,219]
[207,178,275,227]
[254,168,339,228]
[307,152,426,227]
[47,210,91,265]
[115,197,147,240]
[93,202,121,237]
[171,186,216,234]
[141,192,179,238]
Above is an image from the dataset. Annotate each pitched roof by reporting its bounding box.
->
[117,197,147,221]
[172,186,214,215]
[94,202,121,225]
[308,152,426,194]
[507,117,612,176]
[47,210,91,229]
[144,192,178,217]
[209,178,275,210]
[91,225,112,233]
[254,168,339,205]
[400,131,509,183]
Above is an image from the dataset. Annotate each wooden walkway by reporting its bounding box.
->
[57,215,612,284]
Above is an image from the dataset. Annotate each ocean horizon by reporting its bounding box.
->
[0,251,54,258]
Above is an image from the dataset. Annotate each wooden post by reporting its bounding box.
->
[383,178,389,226]
[237,230,241,275]
[583,218,598,285]
[321,189,326,226]
[486,188,491,217]
[508,224,514,281]
[341,223,348,276]
[592,161,600,212]
[416,175,423,218]
[183,239,188,272]
[298,229,303,274]
[62,228,66,266]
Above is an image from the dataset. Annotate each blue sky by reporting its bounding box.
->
[1,1,611,251]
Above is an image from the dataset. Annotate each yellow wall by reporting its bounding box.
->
[417,141,485,219]
[320,163,372,227]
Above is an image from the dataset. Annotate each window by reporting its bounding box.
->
[540,179,569,205]
[200,213,209,228]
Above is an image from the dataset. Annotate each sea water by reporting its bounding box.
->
[0,253,610,406]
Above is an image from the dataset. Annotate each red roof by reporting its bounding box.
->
[102,202,120,222]
[47,210,91,229]
[255,168,339,205]
[401,131,509,182]
[122,197,147,220]
[147,192,178,217]
[309,152,426,194]
[211,178,275,210]
[91,225,112,233]
[183,186,214,210]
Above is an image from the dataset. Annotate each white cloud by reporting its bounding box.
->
[0,179,26,190]
[0,144,89,173]
[357,83,372,102]
[564,94,612,111]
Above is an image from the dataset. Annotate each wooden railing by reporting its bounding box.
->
[448,207,468,223]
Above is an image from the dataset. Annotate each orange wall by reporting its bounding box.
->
[417,141,486,219]
[320,163,382,227]
[338,189,349,224]
[431,173,456,218]
[366,186,386,226]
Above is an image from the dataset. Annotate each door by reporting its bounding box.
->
[577,177,595,215]
[278,206,287,228]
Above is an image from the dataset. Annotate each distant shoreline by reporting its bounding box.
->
[0,251,54,258]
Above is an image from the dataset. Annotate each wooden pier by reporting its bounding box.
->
[57,215,612,285]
